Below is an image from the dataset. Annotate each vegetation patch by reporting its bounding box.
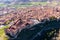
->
[0,25,9,40]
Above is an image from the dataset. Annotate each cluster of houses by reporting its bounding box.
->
[4,6,60,39]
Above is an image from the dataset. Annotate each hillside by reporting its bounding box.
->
[4,6,60,40]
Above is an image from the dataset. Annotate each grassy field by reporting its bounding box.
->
[0,2,47,7]
[10,2,47,8]
[0,3,6,7]
[0,25,9,40]
[10,2,60,8]
[0,2,59,8]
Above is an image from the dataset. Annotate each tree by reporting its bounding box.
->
[49,16,57,21]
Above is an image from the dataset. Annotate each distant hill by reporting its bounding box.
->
[0,0,60,5]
